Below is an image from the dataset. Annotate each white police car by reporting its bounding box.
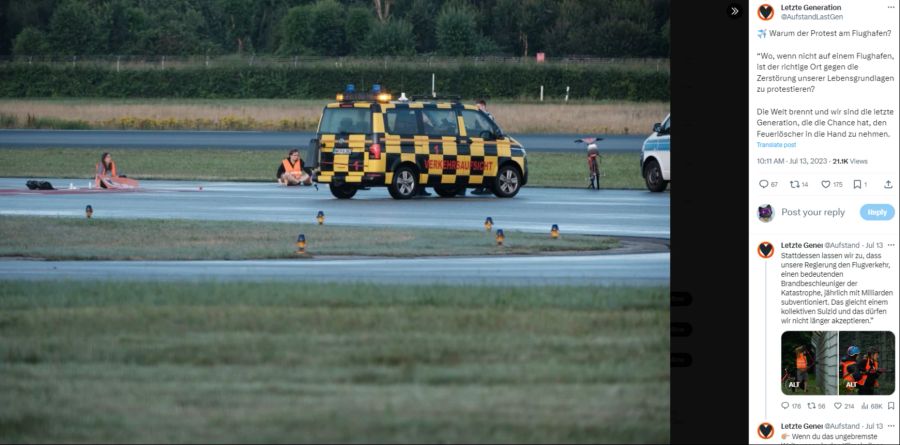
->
[640,114,670,192]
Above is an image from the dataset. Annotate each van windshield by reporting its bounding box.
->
[319,108,371,134]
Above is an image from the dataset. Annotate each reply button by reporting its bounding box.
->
[860,204,895,221]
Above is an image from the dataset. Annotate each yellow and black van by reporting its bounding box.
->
[312,85,528,199]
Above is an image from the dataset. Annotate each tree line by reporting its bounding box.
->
[2,0,670,58]
[0,64,670,101]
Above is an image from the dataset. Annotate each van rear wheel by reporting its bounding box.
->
[388,166,418,200]
[643,159,668,192]
[329,183,357,199]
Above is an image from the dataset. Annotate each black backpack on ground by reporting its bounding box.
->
[26,180,55,190]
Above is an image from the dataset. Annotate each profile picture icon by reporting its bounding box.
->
[758,422,774,439]
[757,241,774,259]
[758,4,775,20]
[758,204,774,222]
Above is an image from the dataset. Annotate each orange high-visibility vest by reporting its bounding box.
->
[97,161,117,177]
[282,159,302,174]
[866,358,880,387]
[842,360,867,386]
[796,353,807,370]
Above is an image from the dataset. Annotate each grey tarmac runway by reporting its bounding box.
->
[0,178,669,238]
[0,130,644,153]
[0,178,669,284]
[0,253,669,286]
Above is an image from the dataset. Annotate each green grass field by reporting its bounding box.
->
[0,98,669,135]
[0,216,619,260]
[532,152,644,189]
[0,148,646,189]
[0,281,670,443]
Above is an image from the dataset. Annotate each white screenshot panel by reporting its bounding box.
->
[749,1,899,443]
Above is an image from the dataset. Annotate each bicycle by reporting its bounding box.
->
[575,137,604,190]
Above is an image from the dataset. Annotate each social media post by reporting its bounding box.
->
[752,237,897,330]
[749,1,899,442]
[748,213,900,429]
[749,235,899,442]
[750,1,899,161]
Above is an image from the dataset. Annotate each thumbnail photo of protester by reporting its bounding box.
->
[781,331,838,395]
[839,331,895,395]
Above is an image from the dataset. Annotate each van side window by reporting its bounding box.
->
[421,109,459,137]
[460,110,497,139]
[384,108,420,135]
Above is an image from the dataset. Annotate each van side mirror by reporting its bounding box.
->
[652,123,661,133]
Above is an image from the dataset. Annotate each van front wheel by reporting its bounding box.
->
[492,165,522,198]
[643,159,668,192]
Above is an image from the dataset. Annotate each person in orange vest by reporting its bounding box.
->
[858,348,882,395]
[841,345,865,393]
[276,149,313,186]
[794,345,810,393]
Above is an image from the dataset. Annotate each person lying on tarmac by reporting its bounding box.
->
[276,149,313,186]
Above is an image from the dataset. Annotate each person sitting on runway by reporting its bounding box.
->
[95,152,139,189]
[276,149,313,186]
